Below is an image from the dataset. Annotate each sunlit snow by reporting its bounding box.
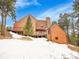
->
[0,32,79,59]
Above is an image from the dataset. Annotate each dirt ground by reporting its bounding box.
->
[68,44,79,52]
[0,32,12,39]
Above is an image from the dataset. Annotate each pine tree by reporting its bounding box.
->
[73,0,79,13]
[73,0,79,46]
[24,17,33,35]
[58,13,66,30]
[0,0,16,36]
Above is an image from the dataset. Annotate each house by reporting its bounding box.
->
[13,15,52,37]
[13,15,68,44]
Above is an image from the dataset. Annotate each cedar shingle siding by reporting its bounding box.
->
[49,25,68,44]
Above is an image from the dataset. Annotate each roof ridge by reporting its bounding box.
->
[15,16,28,23]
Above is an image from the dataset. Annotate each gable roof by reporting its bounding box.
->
[36,20,47,30]
[14,15,36,28]
[50,24,67,35]
[13,15,52,32]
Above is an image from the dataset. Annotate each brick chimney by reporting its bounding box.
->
[46,17,52,28]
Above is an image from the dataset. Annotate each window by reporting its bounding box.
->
[55,37,58,40]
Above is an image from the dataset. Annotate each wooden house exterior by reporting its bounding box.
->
[13,15,51,37]
[13,15,68,44]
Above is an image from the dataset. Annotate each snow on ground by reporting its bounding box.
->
[10,32,26,38]
[0,32,79,59]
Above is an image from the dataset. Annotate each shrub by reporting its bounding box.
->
[69,35,79,46]
[7,26,12,31]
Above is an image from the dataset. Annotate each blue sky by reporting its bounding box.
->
[0,0,73,26]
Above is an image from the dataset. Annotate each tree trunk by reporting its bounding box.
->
[66,26,71,43]
[1,14,6,37]
[66,26,69,36]
[71,18,75,36]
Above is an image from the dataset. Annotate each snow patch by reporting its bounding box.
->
[10,32,25,39]
[0,32,79,59]
[0,39,79,59]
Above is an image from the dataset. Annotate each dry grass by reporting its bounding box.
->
[64,57,69,59]
[20,37,32,41]
[68,44,79,52]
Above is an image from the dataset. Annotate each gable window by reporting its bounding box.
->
[55,37,58,40]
